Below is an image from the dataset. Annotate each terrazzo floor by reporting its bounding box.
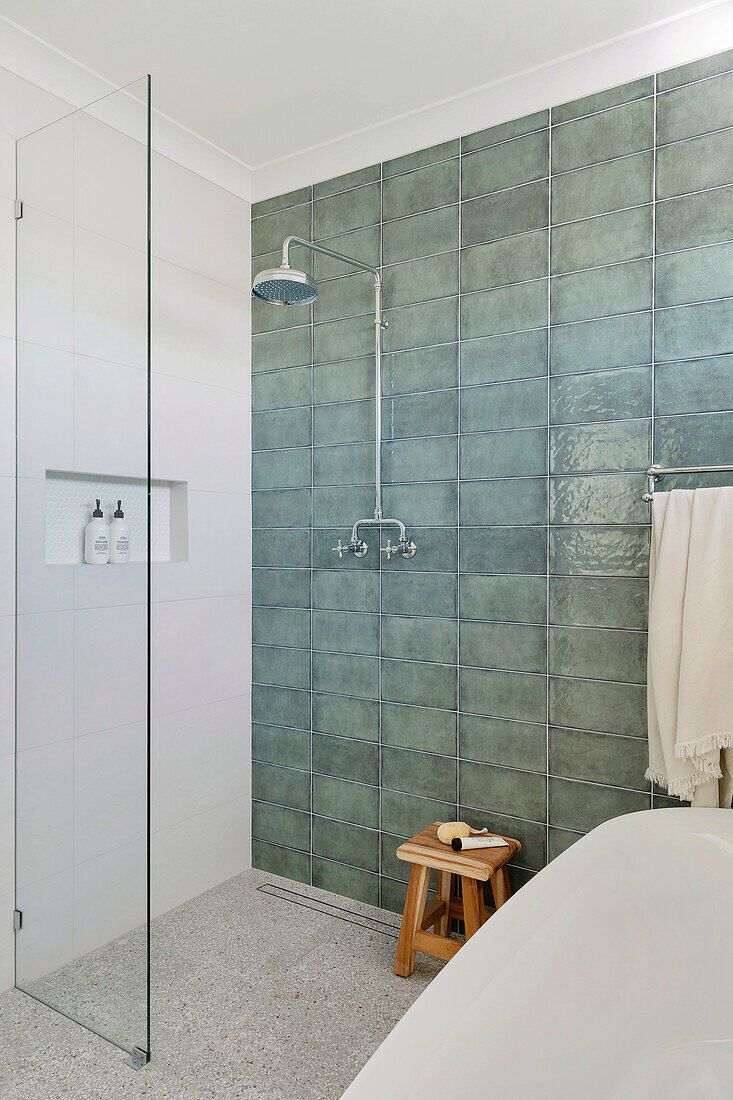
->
[0,869,442,1099]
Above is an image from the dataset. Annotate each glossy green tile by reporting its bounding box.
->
[314,313,374,365]
[314,356,374,404]
[252,203,311,257]
[381,834,411,882]
[253,644,310,690]
[252,406,311,451]
[460,713,546,772]
[550,312,652,374]
[460,667,546,723]
[383,297,458,352]
[461,279,548,340]
[312,732,379,784]
[252,487,311,527]
[657,48,733,91]
[656,241,733,308]
[656,129,733,199]
[252,186,311,219]
[461,229,548,295]
[655,410,733,467]
[550,576,648,630]
[252,607,310,649]
[462,180,549,247]
[381,571,457,618]
[251,839,310,884]
[382,344,459,396]
[460,574,546,623]
[313,399,374,445]
[382,205,459,265]
[381,481,458,526]
[252,567,310,609]
[312,858,379,906]
[654,355,733,415]
[460,760,546,821]
[551,205,652,275]
[459,526,547,574]
[550,259,652,324]
[462,110,548,155]
[461,329,548,386]
[657,70,733,145]
[314,164,380,199]
[252,294,309,337]
[550,366,651,424]
[549,726,648,791]
[314,441,373,487]
[548,776,648,832]
[381,659,457,711]
[311,692,378,741]
[460,620,546,673]
[380,526,458,573]
[312,817,379,872]
[457,804,546,870]
[550,473,648,525]
[253,530,311,569]
[312,775,378,829]
[252,325,311,371]
[551,151,653,223]
[384,139,459,178]
[656,186,733,253]
[252,800,310,851]
[552,76,653,126]
[381,701,457,755]
[383,159,459,221]
[549,625,646,683]
[381,615,457,664]
[252,761,310,811]
[313,182,380,240]
[312,569,379,613]
[311,651,378,699]
[544,421,639,482]
[381,788,456,837]
[311,609,379,656]
[462,129,549,200]
[461,426,547,479]
[311,529,379,570]
[382,746,457,802]
[312,225,380,279]
[384,251,459,309]
[549,676,646,737]
[252,723,310,770]
[314,270,375,323]
[550,526,650,578]
[382,435,458,484]
[461,377,547,433]
[252,446,311,489]
[551,98,654,173]
[655,300,733,362]
[547,828,584,860]
[382,389,458,439]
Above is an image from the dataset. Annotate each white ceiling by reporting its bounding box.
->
[0,0,728,174]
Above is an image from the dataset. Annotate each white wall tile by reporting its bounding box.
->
[73,228,147,369]
[0,615,14,758]
[0,752,13,897]
[15,207,73,351]
[16,740,73,887]
[74,603,147,736]
[74,561,147,611]
[74,839,147,959]
[16,113,73,222]
[0,196,15,341]
[0,891,13,991]
[152,694,250,832]
[73,721,146,865]
[16,342,74,478]
[16,611,74,752]
[73,355,147,479]
[0,475,13,616]
[16,476,74,614]
[15,870,74,985]
[152,595,250,717]
[74,112,147,252]
[152,258,250,392]
[0,336,14,477]
[0,128,15,202]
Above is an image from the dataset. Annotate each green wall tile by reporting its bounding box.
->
[380,526,458,573]
[550,366,651,424]
[252,487,311,528]
[252,326,311,371]
[381,788,456,837]
[381,614,457,664]
[381,658,458,710]
[656,129,733,199]
[311,859,379,906]
[382,389,458,439]
[252,447,311,490]
[462,180,549,247]
[312,774,379,829]
[655,410,733,467]
[460,477,547,525]
[311,609,379,656]
[382,344,459,395]
[382,746,457,802]
[315,356,374,405]
[549,676,646,737]
[552,77,653,126]
[460,377,547,433]
[551,151,653,222]
[252,684,310,731]
[253,530,311,569]
[252,568,311,609]
[550,576,648,630]
[461,329,548,386]
[657,70,733,145]
[313,182,380,240]
[314,441,374,487]
[312,692,379,741]
[252,723,311,770]
[311,651,378,699]
[550,312,651,374]
[252,801,310,851]
[550,419,650,474]
[656,186,733,253]
[462,129,549,200]
[551,205,652,275]
[655,241,733,307]
[252,203,311,257]
[381,481,458,526]
[384,296,459,352]
[312,484,374,527]
[252,643,310,689]
[252,761,311,811]
[550,258,652,324]
[461,229,548,294]
[312,569,379,612]
[381,571,457,617]
[381,701,457,755]
[460,574,546,623]
[657,49,733,91]
[460,620,546,673]
[550,473,649,525]
[549,625,646,682]
[654,355,733,416]
[551,98,654,173]
[549,726,649,790]
[382,159,459,220]
[461,426,547,479]
[457,804,546,870]
[461,279,548,340]
[460,714,546,773]
[459,526,547,574]
[314,313,374,365]
[313,398,374,446]
[548,776,648,832]
[312,225,380,279]
[655,300,733,362]
[550,526,650,577]
[251,839,310,884]
[382,435,458,484]
[460,760,546,821]
[382,205,459,265]
[384,139,459,178]
[460,667,546,723]
[314,164,380,199]
[312,732,379,784]
[462,110,548,155]
[252,187,311,219]
[547,828,584,860]
[314,270,375,323]
[384,250,459,309]
[312,817,379,872]
[252,407,311,451]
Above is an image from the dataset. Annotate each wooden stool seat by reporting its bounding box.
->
[393,822,521,977]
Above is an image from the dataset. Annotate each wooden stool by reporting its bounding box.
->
[393,822,521,977]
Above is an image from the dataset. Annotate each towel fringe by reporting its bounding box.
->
[644,767,715,803]
[674,732,733,760]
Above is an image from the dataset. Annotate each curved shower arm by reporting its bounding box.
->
[281,236,381,287]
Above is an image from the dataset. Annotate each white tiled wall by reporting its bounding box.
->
[0,72,251,992]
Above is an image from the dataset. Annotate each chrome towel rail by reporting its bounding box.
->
[642,463,733,501]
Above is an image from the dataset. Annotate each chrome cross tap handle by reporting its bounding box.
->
[332,539,347,559]
[382,538,398,560]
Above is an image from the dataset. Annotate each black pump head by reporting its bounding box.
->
[93,499,103,518]
[114,500,124,519]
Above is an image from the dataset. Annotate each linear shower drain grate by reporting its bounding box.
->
[257,882,401,939]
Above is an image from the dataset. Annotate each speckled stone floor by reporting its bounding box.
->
[0,869,442,1099]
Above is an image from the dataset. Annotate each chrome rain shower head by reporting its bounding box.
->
[251,265,318,306]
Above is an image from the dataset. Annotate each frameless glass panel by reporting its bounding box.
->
[14,76,151,1060]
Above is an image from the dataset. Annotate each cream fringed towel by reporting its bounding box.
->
[646,487,733,808]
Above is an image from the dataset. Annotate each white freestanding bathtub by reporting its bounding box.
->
[343,809,733,1100]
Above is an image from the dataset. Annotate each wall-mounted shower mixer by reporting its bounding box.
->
[332,537,368,558]
[332,518,417,560]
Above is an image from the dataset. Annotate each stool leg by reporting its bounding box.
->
[394,864,430,977]
[491,865,511,908]
[460,876,482,940]
[436,871,452,936]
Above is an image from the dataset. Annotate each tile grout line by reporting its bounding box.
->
[649,73,658,813]
[309,183,315,886]
[377,157,384,907]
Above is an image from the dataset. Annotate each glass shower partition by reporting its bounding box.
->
[14,77,151,1063]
